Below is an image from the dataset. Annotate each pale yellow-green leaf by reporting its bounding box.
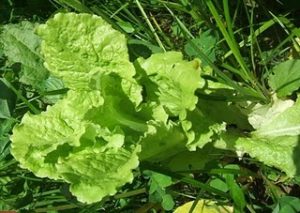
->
[174,200,233,213]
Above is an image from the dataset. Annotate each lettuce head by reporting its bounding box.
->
[11,13,203,203]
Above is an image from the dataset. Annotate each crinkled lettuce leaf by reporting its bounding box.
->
[249,97,300,176]
[253,97,300,137]
[136,52,202,118]
[215,132,299,177]
[139,121,187,162]
[249,98,294,130]
[36,13,136,89]
[12,90,103,177]
[197,99,251,130]
[235,136,299,177]
[37,12,142,106]
[215,96,300,177]
[58,144,140,203]
[183,108,225,151]
[11,90,141,203]
[84,73,148,134]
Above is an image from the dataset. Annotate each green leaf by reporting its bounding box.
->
[162,143,224,172]
[197,99,251,130]
[274,196,300,213]
[183,108,226,151]
[117,20,135,33]
[146,171,173,190]
[11,90,105,179]
[41,76,65,104]
[0,118,15,161]
[1,21,49,91]
[269,60,300,97]
[162,194,175,211]
[37,13,142,106]
[215,132,299,177]
[36,13,136,90]
[249,98,294,130]
[136,51,202,118]
[11,91,141,203]
[237,136,299,177]
[253,98,300,137]
[84,73,147,133]
[0,101,10,119]
[184,30,218,66]
[139,121,186,162]
[144,170,174,211]
[209,178,228,193]
[59,144,141,203]
[9,12,212,204]
[224,165,246,212]
[127,39,163,61]
[0,80,16,119]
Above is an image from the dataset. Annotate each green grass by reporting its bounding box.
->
[1,0,300,212]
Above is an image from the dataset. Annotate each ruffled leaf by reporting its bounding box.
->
[183,108,226,151]
[253,98,300,137]
[136,51,202,118]
[139,121,186,162]
[235,136,299,177]
[36,13,135,90]
[11,90,140,203]
[214,132,300,177]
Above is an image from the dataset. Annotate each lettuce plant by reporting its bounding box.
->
[10,13,205,203]
[10,12,300,204]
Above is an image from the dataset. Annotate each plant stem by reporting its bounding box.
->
[135,0,166,51]
[114,188,147,199]
[0,78,40,114]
